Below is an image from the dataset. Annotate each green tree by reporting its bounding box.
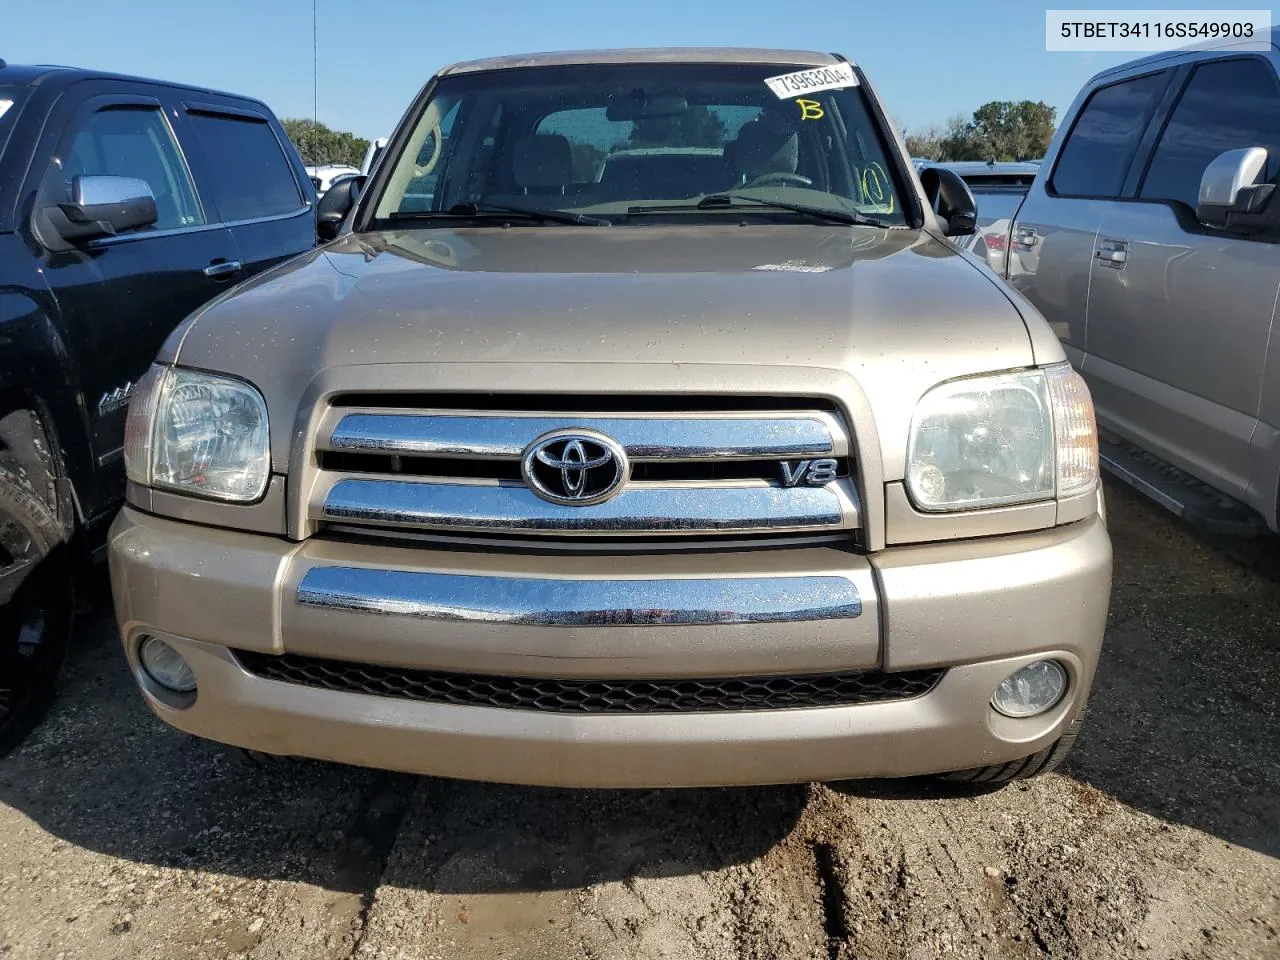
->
[281,118,370,168]
[918,101,1056,162]
[965,100,1056,160]
[904,123,944,160]
[938,114,975,161]
[628,105,728,148]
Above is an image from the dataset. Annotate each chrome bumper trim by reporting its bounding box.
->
[297,567,863,624]
[325,412,842,460]
[319,478,856,535]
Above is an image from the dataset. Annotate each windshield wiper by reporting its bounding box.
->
[390,202,609,226]
[629,194,890,228]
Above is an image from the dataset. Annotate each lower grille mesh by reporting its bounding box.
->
[233,650,944,715]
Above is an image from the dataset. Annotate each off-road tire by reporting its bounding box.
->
[940,703,1087,784]
[0,451,75,756]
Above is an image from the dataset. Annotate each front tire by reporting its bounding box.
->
[940,704,1087,785]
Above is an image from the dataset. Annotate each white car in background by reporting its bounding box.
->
[361,137,389,176]
[305,163,361,197]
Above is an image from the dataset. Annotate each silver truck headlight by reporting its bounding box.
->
[124,365,270,502]
[906,365,1097,512]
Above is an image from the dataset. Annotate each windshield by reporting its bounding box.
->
[0,86,26,161]
[372,62,907,226]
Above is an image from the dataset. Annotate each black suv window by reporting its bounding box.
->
[60,105,203,230]
[1051,72,1167,198]
[1140,58,1280,210]
[186,110,302,221]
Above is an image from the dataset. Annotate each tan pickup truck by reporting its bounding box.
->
[109,48,1111,788]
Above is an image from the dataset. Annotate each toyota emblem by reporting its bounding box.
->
[521,430,629,506]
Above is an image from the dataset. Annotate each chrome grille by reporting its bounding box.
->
[310,401,859,540]
[328,414,841,460]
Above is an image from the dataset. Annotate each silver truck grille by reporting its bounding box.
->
[310,401,859,540]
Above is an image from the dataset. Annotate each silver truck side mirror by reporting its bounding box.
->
[1197,147,1270,226]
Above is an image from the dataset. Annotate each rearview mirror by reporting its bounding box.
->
[605,94,689,122]
[1198,147,1274,227]
[317,175,365,241]
[49,175,158,242]
[919,167,977,237]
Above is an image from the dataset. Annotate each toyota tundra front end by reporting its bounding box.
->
[108,49,1111,788]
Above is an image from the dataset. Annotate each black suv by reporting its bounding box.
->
[0,62,316,752]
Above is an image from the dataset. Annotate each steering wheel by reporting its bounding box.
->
[413,126,442,180]
[744,171,813,189]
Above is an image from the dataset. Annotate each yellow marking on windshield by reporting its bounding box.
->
[861,163,894,213]
[796,99,824,121]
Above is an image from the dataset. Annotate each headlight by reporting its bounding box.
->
[124,365,270,502]
[906,364,1097,512]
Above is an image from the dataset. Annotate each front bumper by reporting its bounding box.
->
[109,507,1111,787]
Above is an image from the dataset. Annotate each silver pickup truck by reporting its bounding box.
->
[1007,31,1280,534]
[109,49,1111,788]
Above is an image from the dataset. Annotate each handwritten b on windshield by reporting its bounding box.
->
[796,99,824,121]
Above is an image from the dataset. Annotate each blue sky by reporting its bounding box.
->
[3,1,1251,139]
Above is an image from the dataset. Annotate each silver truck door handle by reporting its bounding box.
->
[1013,226,1039,248]
[1095,240,1128,267]
[203,259,243,280]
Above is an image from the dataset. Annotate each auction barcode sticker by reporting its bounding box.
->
[764,63,858,99]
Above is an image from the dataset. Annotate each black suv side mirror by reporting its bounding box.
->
[47,175,158,243]
[919,167,978,237]
[317,175,366,241]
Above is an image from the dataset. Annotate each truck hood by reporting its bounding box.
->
[170,225,1048,479]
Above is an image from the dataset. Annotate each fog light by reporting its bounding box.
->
[139,636,197,693]
[991,660,1067,718]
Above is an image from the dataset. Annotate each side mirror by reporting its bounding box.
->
[919,167,977,237]
[49,175,158,242]
[1197,147,1274,227]
[317,175,365,241]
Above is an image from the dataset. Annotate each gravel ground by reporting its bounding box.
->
[1,477,1277,959]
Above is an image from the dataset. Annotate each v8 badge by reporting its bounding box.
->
[779,458,839,487]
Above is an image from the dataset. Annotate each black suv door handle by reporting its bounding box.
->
[203,259,243,280]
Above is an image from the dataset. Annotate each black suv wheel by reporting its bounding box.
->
[0,453,74,756]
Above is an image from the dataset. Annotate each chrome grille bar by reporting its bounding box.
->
[296,567,864,624]
[324,412,843,460]
[318,478,857,535]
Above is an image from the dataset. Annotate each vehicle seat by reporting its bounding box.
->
[512,134,572,195]
[728,116,799,184]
